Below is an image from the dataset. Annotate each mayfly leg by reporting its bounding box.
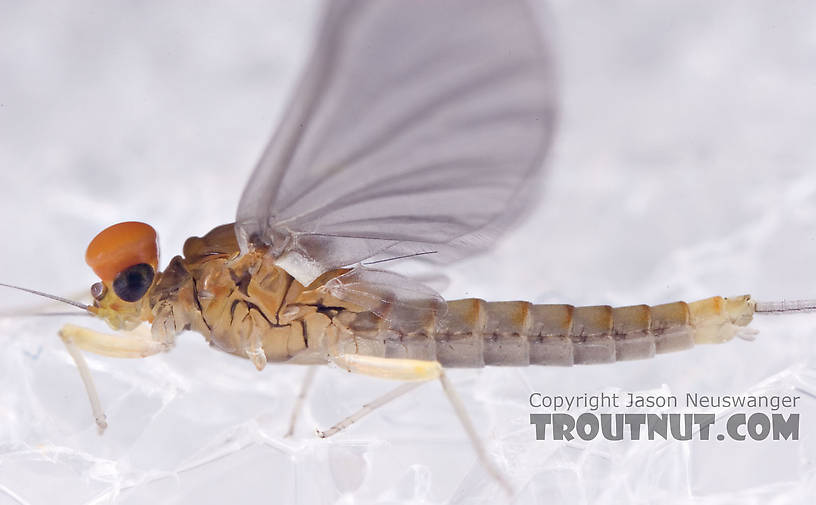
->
[59,331,108,433]
[284,365,318,438]
[57,323,169,432]
[320,354,513,495]
[435,371,513,494]
[315,381,425,438]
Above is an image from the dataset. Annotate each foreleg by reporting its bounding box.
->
[58,323,169,433]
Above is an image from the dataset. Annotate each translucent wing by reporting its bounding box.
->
[324,267,448,328]
[237,0,557,286]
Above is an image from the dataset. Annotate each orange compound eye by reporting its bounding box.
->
[85,222,159,283]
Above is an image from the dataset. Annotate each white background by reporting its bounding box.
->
[1,1,815,504]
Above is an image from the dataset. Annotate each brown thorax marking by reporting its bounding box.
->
[151,224,362,369]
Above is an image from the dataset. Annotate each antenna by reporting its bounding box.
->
[0,311,93,319]
[0,282,91,311]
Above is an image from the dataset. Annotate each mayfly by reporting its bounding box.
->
[3,0,814,495]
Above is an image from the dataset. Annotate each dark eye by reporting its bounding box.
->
[90,282,107,301]
[112,263,155,302]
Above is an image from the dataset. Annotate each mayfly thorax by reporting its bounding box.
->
[3,0,816,496]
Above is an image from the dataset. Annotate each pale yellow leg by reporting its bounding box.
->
[316,381,424,438]
[284,365,318,438]
[322,354,513,495]
[59,333,108,433]
[330,353,443,381]
[59,323,169,358]
[58,323,170,433]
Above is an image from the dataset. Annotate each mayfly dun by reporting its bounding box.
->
[2,0,815,498]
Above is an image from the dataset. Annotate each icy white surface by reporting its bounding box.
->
[1,1,815,504]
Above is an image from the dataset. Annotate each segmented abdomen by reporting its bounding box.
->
[335,295,756,367]
[431,295,755,367]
